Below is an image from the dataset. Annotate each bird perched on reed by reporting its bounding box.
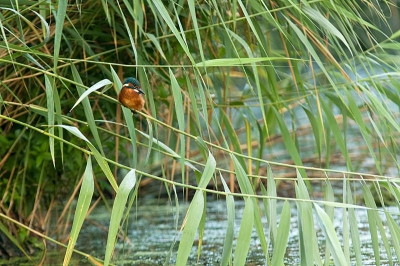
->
[118,77,145,112]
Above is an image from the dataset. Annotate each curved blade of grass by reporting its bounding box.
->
[137,64,157,118]
[188,0,204,63]
[55,125,118,191]
[362,182,392,265]
[176,152,215,265]
[89,145,118,191]
[295,170,322,266]
[136,130,199,173]
[0,7,50,62]
[32,9,50,46]
[261,164,277,245]
[344,88,380,173]
[233,197,253,266]
[272,107,308,181]
[152,0,194,64]
[319,96,352,171]
[71,64,104,155]
[123,0,143,33]
[170,69,186,183]
[194,75,209,136]
[146,33,167,61]
[53,0,67,71]
[221,111,246,170]
[386,214,400,260]
[0,80,21,106]
[164,185,180,265]
[100,0,111,25]
[69,79,113,112]
[345,184,362,266]
[324,179,335,266]
[0,7,14,55]
[242,108,265,174]
[314,204,347,266]
[363,86,400,132]
[342,188,350,263]
[252,199,269,260]
[303,6,351,53]
[176,192,204,266]
[197,151,216,189]
[285,17,345,101]
[364,192,380,265]
[220,174,235,266]
[44,74,55,166]
[196,151,217,260]
[243,120,253,175]
[24,54,45,70]
[197,196,206,261]
[116,1,137,61]
[63,156,94,266]
[228,28,266,154]
[230,154,253,195]
[169,68,185,132]
[53,78,64,163]
[302,104,323,161]
[137,70,155,167]
[195,136,209,161]
[186,75,202,136]
[0,7,50,48]
[271,200,291,266]
[104,169,136,266]
[144,118,153,165]
[0,17,11,59]
[55,125,90,143]
[237,0,267,55]
[230,154,269,262]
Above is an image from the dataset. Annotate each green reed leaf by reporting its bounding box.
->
[44,74,55,166]
[69,79,113,112]
[63,156,94,266]
[71,64,104,155]
[233,197,253,266]
[55,125,118,191]
[152,0,194,64]
[104,169,136,266]
[271,200,291,266]
[176,192,203,266]
[53,0,67,71]
[176,151,215,265]
[314,204,347,266]
[220,174,235,266]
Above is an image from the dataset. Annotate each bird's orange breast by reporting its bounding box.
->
[118,88,145,111]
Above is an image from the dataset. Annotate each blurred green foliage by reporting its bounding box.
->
[1,0,400,264]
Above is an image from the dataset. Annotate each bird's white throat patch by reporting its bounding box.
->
[123,83,140,93]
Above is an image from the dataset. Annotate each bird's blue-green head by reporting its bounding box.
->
[122,77,144,95]
[123,77,140,87]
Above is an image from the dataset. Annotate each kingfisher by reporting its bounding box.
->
[118,77,145,112]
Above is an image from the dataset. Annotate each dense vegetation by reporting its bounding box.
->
[1,0,400,265]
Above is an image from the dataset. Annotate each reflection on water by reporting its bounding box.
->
[74,199,397,265]
[1,199,397,265]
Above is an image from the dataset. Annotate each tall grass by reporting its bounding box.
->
[1,0,400,265]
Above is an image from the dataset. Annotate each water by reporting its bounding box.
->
[0,198,398,265]
[73,199,398,265]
